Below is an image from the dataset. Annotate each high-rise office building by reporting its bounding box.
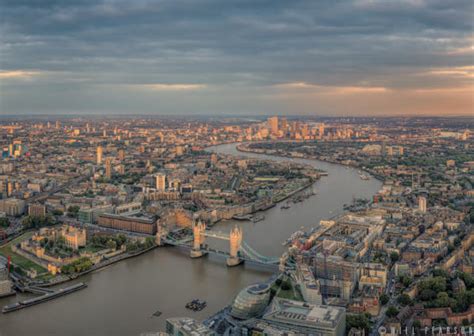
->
[280,117,288,135]
[418,196,427,213]
[318,123,325,138]
[97,146,103,165]
[267,116,279,135]
[118,149,125,161]
[175,146,184,156]
[7,181,13,197]
[105,158,112,179]
[156,173,166,191]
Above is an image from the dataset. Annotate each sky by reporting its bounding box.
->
[0,0,473,116]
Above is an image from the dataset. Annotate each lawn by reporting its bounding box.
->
[80,245,106,254]
[0,232,47,273]
[272,279,304,302]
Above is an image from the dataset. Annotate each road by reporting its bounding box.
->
[371,268,397,335]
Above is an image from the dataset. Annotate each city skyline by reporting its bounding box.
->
[0,0,473,116]
[0,116,472,335]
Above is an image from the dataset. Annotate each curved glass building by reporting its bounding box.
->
[230,283,271,320]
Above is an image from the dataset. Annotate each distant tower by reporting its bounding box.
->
[7,181,13,197]
[210,153,218,165]
[105,157,112,179]
[418,196,427,213]
[175,146,184,156]
[96,146,103,165]
[267,116,279,136]
[103,129,107,137]
[280,117,288,135]
[155,173,166,191]
[118,149,125,161]
[227,226,243,267]
[318,123,325,138]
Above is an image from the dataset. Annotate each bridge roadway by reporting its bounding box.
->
[162,236,280,268]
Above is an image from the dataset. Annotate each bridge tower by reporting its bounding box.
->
[190,220,207,258]
[226,226,243,266]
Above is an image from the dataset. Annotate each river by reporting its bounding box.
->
[0,143,381,336]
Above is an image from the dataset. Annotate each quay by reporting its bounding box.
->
[2,282,87,314]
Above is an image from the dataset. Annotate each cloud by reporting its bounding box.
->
[0,70,42,79]
[129,83,207,91]
[426,66,474,79]
[273,82,389,94]
[0,0,472,115]
[410,85,474,94]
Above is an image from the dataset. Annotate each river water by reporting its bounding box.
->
[0,143,381,336]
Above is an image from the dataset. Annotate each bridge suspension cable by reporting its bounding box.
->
[239,241,280,265]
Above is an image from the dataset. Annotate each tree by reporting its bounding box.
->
[419,277,446,292]
[61,257,93,274]
[432,269,449,278]
[281,280,291,291]
[386,306,399,318]
[458,272,474,290]
[52,209,64,216]
[21,215,55,229]
[419,289,437,301]
[67,205,80,218]
[0,217,10,228]
[116,234,127,247]
[435,292,451,308]
[390,252,399,263]
[106,240,117,250]
[398,294,412,306]
[380,293,389,305]
[346,314,371,333]
[144,237,155,248]
[399,275,413,288]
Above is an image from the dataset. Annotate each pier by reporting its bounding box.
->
[2,282,87,314]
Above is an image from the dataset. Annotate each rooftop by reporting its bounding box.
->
[263,298,345,328]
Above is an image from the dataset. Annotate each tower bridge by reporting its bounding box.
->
[163,221,280,267]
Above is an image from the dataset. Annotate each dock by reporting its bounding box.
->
[2,282,87,314]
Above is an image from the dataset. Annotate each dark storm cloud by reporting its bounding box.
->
[0,0,472,115]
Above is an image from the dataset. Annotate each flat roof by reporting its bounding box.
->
[99,213,156,224]
[264,298,345,328]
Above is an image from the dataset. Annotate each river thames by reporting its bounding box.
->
[0,143,381,336]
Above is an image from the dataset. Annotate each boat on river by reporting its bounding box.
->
[185,299,207,311]
[232,214,253,221]
[251,214,265,223]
